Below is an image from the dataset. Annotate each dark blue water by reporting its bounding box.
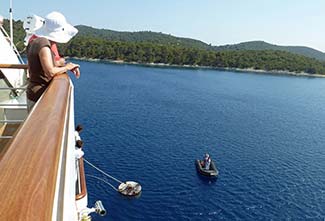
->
[72,61,325,220]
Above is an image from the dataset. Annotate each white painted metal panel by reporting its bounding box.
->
[0,30,24,87]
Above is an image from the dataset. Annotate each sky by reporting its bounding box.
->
[1,0,325,51]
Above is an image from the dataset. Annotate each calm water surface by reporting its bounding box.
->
[72,61,325,220]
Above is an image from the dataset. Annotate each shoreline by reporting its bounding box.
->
[68,57,325,78]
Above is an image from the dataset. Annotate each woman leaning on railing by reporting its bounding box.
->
[26,11,80,112]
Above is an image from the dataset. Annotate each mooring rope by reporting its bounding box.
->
[86,174,118,191]
[84,158,123,184]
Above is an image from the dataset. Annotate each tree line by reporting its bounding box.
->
[59,36,325,74]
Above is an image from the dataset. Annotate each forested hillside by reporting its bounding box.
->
[76,25,325,61]
[215,41,325,61]
[60,36,325,74]
[75,25,211,50]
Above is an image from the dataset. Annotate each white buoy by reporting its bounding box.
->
[84,159,142,197]
[118,181,142,196]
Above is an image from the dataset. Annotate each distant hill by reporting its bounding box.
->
[76,25,325,61]
[214,41,325,61]
[75,25,211,50]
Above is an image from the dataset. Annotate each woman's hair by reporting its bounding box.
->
[76,140,84,148]
[76,124,83,132]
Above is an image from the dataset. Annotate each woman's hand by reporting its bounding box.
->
[65,62,80,78]
[72,67,80,78]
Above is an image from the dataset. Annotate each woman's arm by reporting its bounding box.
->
[39,46,80,78]
[54,57,66,67]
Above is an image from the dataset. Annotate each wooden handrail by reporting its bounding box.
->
[76,157,87,200]
[0,74,71,220]
[0,64,28,69]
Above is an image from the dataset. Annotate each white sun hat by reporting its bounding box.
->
[35,11,78,43]
[23,14,45,45]
[23,14,45,34]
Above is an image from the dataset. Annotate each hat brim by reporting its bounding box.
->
[35,23,78,43]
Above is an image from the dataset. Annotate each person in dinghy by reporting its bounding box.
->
[201,153,211,170]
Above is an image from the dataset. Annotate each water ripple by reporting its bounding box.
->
[73,61,325,220]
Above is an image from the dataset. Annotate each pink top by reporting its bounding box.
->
[29,34,61,61]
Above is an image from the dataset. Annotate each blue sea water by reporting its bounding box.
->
[72,61,325,220]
